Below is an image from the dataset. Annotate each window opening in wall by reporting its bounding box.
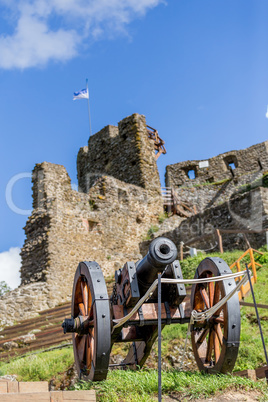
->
[228,162,236,170]
[187,169,196,179]
[224,155,238,171]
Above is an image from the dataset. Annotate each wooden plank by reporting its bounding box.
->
[0,392,50,401]
[219,229,268,234]
[19,381,49,393]
[113,303,182,321]
[255,365,268,379]
[50,391,63,402]
[230,249,250,267]
[0,381,8,393]
[215,229,223,253]
[233,369,256,381]
[240,301,268,309]
[62,390,96,401]
[0,336,72,361]
[180,242,184,261]
[8,381,19,393]
[184,232,213,247]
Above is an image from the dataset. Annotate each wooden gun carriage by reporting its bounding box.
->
[62,237,241,381]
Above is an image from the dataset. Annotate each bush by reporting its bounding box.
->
[0,281,11,297]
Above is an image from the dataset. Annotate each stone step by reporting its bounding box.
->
[0,334,72,361]
[0,381,96,401]
[0,390,96,401]
[1,308,71,337]
[0,381,49,393]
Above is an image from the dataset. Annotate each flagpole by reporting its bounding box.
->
[86,79,92,137]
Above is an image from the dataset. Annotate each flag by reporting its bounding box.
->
[73,88,89,100]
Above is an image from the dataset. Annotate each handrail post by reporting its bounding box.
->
[249,248,257,283]
[236,261,244,299]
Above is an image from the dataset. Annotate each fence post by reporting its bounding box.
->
[180,242,184,261]
[215,229,223,253]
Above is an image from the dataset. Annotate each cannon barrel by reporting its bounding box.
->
[135,237,177,296]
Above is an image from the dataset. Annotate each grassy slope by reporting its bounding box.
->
[0,249,268,400]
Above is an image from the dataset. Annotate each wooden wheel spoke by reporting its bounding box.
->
[213,282,220,305]
[72,263,110,382]
[196,328,209,347]
[214,323,223,346]
[199,285,210,309]
[79,303,86,316]
[208,282,214,309]
[213,330,220,363]
[214,316,224,324]
[206,330,213,363]
[76,335,86,363]
[90,329,95,366]
[86,335,92,369]
[191,261,240,374]
[81,281,88,316]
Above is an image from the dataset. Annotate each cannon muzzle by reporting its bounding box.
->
[136,237,177,295]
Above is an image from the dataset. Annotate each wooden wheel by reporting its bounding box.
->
[190,257,240,374]
[72,261,111,381]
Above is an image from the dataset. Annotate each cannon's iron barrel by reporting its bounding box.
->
[136,237,177,296]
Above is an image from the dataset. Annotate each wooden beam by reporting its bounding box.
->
[240,301,268,309]
[215,229,223,253]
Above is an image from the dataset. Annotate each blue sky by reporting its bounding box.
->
[0,0,268,287]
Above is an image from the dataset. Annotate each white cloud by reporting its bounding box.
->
[0,247,21,289]
[0,0,164,69]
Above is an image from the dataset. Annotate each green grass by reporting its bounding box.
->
[234,253,268,371]
[238,171,268,194]
[180,249,249,279]
[0,347,74,382]
[143,225,160,241]
[72,370,268,401]
[189,178,231,188]
[158,212,168,225]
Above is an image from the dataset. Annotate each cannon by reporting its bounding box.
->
[62,237,241,381]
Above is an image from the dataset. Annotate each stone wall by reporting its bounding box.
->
[0,283,50,328]
[0,156,163,327]
[172,169,265,214]
[77,113,161,196]
[166,141,268,187]
[152,187,268,252]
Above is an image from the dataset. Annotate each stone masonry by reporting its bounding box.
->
[157,187,268,252]
[0,114,163,327]
[166,141,268,187]
[77,113,161,195]
[166,141,268,214]
[0,114,268,328]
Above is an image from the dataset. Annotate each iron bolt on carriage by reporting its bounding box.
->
[62,237,243,381]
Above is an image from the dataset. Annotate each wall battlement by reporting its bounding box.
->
[166,141,268,187]
[77,113,161,194]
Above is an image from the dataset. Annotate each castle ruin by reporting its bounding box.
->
[0,113,268,327]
